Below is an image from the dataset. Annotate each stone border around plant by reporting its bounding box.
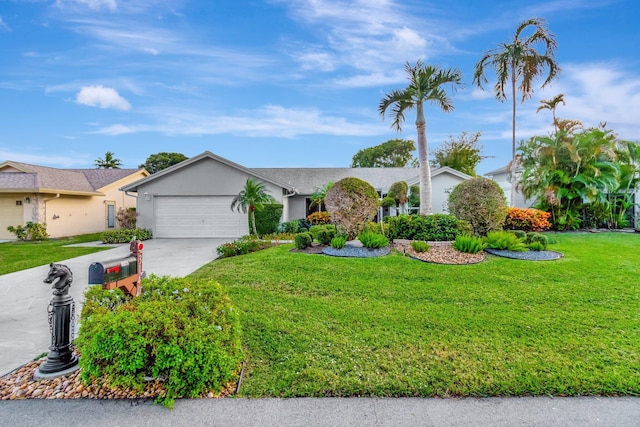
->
[484,248,563,261]
[322,246,390,258]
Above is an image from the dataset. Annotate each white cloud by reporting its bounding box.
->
[0,149,90,167]
[76,85,131,110]
[57,0,117,11]
[0,17,11,32]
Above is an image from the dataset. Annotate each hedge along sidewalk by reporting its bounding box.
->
[190,232,640,398]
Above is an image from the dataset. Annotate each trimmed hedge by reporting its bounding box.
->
[77,276,243,408]
[102,228,152,243]
[385,214,461,241]
[255,203,283,236]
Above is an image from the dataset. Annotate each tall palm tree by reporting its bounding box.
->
[537,93,565,132]
[473,17,559,205]
[95,151,123,169]
[230,178,276,235]
[379,60,463,214]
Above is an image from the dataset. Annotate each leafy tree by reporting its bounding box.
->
[95,151,122,169]
[230,178,276,235]
[379,60,463,214]
[408,184,420,211]
[324,177,379,239]
[518,125,624,230]
[351,139,417,168]
[430,131,487,176]
[309,182,334,213]
[473,17,559,205]
[139,152,188,174]
[387,181,409,214]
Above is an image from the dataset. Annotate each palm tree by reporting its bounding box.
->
[473,17,559,205]
[537,93,565,132]
[309,182,334,212]
[230,178,276,235]
[379,60,463,214]
[95,151,123,169]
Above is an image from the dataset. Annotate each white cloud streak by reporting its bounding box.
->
[76,85,131,110]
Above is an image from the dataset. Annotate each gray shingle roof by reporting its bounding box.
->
[251,168,420,195]
[0,161,143,194]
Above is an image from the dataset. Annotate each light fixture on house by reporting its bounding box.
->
[144,192,151,201]
[24,197,31,204]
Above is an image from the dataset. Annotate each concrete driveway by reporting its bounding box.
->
[0,238,229,376]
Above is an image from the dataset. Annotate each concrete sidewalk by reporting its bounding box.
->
[0,396,639,426]
[0,238,227,376]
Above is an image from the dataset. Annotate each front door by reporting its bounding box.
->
[106,202,115,229]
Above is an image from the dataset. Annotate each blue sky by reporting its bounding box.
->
[0,0,638,175]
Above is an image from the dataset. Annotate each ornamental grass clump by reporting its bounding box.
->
[77,276,243,408]
[484,230,528,252]
[330,235,347,249]
[453,234,486,254]
[410,240,430,253]
[358,231,389,249]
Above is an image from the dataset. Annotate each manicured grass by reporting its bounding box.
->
[0,233,110,275]
[190,232,640,397]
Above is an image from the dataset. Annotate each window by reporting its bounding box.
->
[16,200,22,206]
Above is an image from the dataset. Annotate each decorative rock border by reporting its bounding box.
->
[484,248,563,261]
[322,246,390,258]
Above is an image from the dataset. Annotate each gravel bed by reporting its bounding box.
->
[322,245,390,258]
[397,241,485,265]
[484,248,563,261]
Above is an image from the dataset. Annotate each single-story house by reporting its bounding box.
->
[0,161,149,239]
[483,165,529,208]
[121,151,471,239]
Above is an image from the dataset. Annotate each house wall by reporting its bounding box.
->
[487,172,530,208]
[431,173,467,214]
[0,195,28,239]
[134,157,284,232]
[286,196,308,221]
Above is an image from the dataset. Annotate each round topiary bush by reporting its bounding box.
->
[448,177,507,236]
[325,177,379,239]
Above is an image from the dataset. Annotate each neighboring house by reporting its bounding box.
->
[484,165,530,208]
[121,151,472,239]
[0,161,149,239]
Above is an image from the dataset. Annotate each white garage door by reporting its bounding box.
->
[154,196,249,238]
[0,196,25,240]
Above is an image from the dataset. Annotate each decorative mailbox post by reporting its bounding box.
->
[89,240,144,297]
[34,263,80,380]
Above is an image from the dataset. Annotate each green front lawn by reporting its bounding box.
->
[190,232,640,397]
[0,233,110,275]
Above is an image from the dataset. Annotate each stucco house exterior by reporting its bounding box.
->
[121,151,472,239]
[0,161,149,239]
[483,165,529,208]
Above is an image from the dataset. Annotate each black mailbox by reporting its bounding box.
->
[89,256,138,285]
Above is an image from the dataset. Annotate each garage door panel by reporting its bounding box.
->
[154,196,248,238]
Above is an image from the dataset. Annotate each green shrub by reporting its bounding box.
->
[116,207,137,229]
[362,221,385,236]
[528,241,546,251]
[324,177,379,239]
[216,236,270,258]
[410,240,430,253]
[453,234,486,254]
[294,232,313,250]
[385,214,460,241]
[526,232,548,250]
[380,196,396,208]
[330,236,347,249]
[77,276,243,408]
[102,228,152,243]
[448,177,507,236]
[254,203,283,236]
[281,220,300,234]
[316,225,337,245]
[7,222,49,241]
[509,230,527,240]
[261,232,296,241]
[357,231,389,249]
[484,230,527,252]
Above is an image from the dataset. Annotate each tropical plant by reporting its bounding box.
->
[484,230,528,252]
[7,222,48,241]
[94,151,123,169]
[115,207,137,229]
[518,126,623,230]
[330,236,347,249]
[379,60,463,214]
[453,234,486,254]
[410,240,430,253]
[309,182,334,213]
[536,93,565,132]
[430,131,487,176]
[307,211,331,225]
[473,18,559,205]
[448,177,507,236]
[503,207,552,232]
[357,231,389,249]
[139,152,188,174]
[230,178,276,235]
[351,139,417,167]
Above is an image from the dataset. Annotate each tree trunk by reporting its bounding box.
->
[510,67,517,207]
[416,102,432,214]
[250,207,258,235]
